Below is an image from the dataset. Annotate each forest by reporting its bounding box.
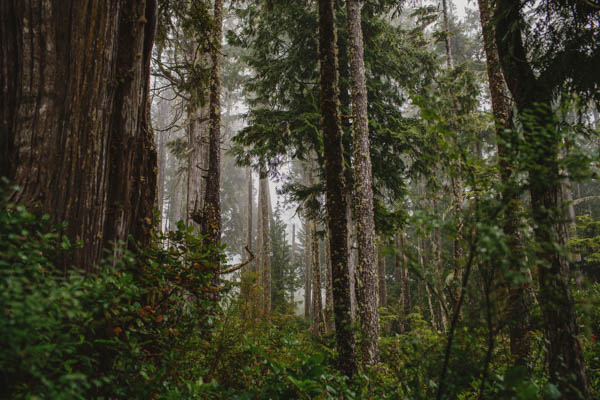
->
[1,0,599,398]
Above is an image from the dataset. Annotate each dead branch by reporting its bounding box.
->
[217,246,255,275]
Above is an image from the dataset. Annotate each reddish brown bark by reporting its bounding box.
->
[0,0,157,271]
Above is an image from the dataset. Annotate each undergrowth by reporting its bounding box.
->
[1,184,599,399]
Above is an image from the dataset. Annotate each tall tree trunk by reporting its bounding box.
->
[377,242,387,308]
[241,167,253,316]
[255,174,264,319]
[318,0,358,377]
[432,216,448,332]
[304,217,312,320]
[168,175,182,230]
[291,223,296,303]
[311,217,324,335]
[440,0,464,312]
[399,233,411,331]
[187,105,209,226]
[347,191,358,319]
[495,0,590,395]
[1,0,157,272]
[441,0,453,69]
[201,0,223,258]
[347,0,380,365]
[155,100,168,227]
[477,0,531,367]
[260,171,272,317]
[325,228,335,333]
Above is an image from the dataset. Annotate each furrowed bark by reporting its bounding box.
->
[346,0,380,365]
[318,0,358,377]
[0,0,157,272]
[201,0,224,264]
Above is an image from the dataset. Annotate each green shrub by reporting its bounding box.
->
[0,183,228,399]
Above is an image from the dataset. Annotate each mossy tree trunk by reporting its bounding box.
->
[346,0,380,366]
[201,0,224,264]
[318,0,358,377]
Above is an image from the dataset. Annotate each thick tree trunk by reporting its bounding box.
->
[477,0,531,367]
[0,0,157,272]
[495,0,590,395]
[347,0,380,365]
[318,0,358,377]
[201,0,223,257]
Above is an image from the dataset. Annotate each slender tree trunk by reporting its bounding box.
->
[377,242,387,308]
[255,176,264,319]
[187,104,209,226]
[201,0,223,257]
[260,171,272,317]
[400,233,411,330]
[241,167,253,316]
[1,0,157,272]
[304,217,312,320]
[325,229,335,333]
[318,0,358,377]
[310,217,324,335]
[168,175,182,230]
[347,0,379,365]
[155,100,168,226]
[291,223,296,303]
[432,217,448,331]
[495,0,590,395]
[347,192,358,319]
[440,0,464,312]
[477,0,531,367]
[441,0,453,70]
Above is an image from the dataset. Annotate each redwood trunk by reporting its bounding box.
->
[0,0,157,272]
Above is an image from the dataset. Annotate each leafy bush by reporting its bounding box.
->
[0,184,228,399]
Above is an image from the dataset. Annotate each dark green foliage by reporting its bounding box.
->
[0,183,228,399]
[270,204,300,312]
